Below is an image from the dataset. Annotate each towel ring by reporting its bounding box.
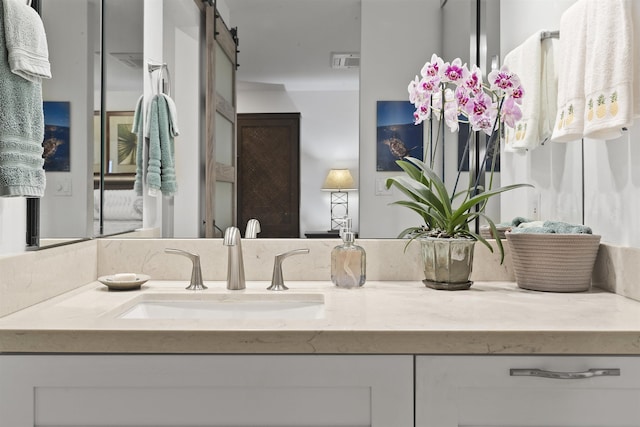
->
[147,63,171,97]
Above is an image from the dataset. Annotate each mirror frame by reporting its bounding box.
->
[26,0,42,249]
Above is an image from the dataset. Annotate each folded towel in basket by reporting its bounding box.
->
[510,219,592,234]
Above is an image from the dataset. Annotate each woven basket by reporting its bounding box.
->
[505,232,601,292]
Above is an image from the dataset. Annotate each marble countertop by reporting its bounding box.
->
[0,280,639,354]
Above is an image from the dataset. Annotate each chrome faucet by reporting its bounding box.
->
[223,226,246,290]
[165,248,207,290]
[267,248,310,291]
[245,218,261,238]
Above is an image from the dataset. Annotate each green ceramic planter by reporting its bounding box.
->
[420,237,475,290]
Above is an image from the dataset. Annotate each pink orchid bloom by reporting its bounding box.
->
[420,54,444,79]
[431,90,443,111]
[443,58,465,83]
[413,101,432,125]
[409,54,525,132]
[462,64,483,95]
[488,65,521,94]
[469,112,494,135]
[455,86,470,108]
[443,89,459,132]
[500,97,522,128]
[421,76,440,94]
[510,85,525,104]
[464,91,492,118]
[408,76,420,103]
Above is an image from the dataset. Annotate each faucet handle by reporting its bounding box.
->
[245,218,261,239]
[268,248,310,291]
[165,248,207,291]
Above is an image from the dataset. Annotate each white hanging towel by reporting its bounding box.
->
[583,0,634,140]
[503,30,558,151]
[551,0,588,143]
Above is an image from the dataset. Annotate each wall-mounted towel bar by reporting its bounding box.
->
[540,30,559,40]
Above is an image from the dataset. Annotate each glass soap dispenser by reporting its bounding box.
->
[331,226,366,288]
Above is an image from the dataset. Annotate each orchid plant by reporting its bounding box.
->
[386,54,532,261]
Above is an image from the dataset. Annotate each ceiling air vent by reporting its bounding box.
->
[110,52,144,69]
[331,52,360,69]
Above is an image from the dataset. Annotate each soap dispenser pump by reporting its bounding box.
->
[331,219,366,288]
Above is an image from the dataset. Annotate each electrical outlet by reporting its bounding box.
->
[529,191,540,220]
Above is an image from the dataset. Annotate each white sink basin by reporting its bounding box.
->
[117,294,325,320]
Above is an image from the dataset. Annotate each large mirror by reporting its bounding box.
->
[31,0,638,249]
[38,0,145,247]
[37,0,201,247]
[38,0,101,246]
[229,0,497,238]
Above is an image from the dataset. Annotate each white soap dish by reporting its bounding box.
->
[98,274,150,291]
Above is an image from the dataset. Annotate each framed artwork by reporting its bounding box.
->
[42,101,71,172]
[107,111,136,174]
[93,112,101,173]
[376,101,423,171]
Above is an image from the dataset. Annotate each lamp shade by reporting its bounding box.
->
[322,169,356,191]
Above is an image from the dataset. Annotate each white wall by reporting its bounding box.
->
[499,0,581,228]
[0,199,26,255]
[359,0,442,238]
[500,0,640,247]
[161,0,202,238]
[39,0,94,239]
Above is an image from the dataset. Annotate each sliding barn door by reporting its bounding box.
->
[203,3,237,237]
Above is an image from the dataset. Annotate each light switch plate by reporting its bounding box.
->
[52,175,72,196]
[375,177,393,196]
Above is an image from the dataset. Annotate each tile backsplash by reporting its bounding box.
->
[0,240,97,317]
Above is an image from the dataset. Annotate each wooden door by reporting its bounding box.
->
[237,113,300,237]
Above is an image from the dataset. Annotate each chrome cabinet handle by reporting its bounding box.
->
[510,368,620,380]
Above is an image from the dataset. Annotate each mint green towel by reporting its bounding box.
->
[132,95,145,196]
[147,94,177,196]
[0,1,46,197]
[510,219,592,234]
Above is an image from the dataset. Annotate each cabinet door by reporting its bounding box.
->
[0,354,413,427]
[416,355,640,427]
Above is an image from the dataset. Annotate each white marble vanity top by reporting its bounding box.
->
[0,280,639,355]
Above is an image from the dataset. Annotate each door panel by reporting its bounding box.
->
[237,113,300,237]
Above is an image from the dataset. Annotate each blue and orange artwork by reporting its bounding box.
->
[43,101,71,172]
[376,101,423,171]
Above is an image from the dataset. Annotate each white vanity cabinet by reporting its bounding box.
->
[415,355,640,427]
[0,355,413,427]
